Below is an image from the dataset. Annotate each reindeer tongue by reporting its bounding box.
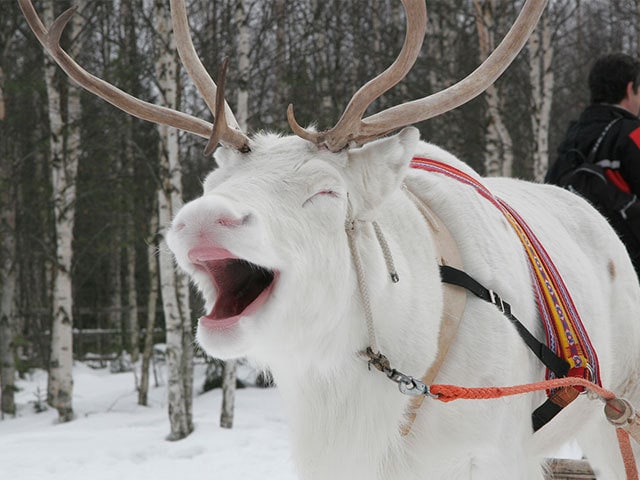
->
[203,258,275,320]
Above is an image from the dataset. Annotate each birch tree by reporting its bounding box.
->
[0,16,16,416]
[139,205,159,406]
[0,141,17,418]
[472,0,513,177]
[120,0,140,364]
[528,9,554,182]
[43,0,86,422]
[0,63,5,122]
[310,0,333,118]
[154,0,193,441]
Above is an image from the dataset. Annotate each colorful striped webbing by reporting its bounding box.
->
[410,157,601,387]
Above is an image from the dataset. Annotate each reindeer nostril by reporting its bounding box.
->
[174,222,186,232]
[216,214,252,227]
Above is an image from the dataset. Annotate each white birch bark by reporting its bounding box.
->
[43,0,85,422]
[529,10,554,182]
[235,0,250,131]
[154,0,193,440]
[220,361,237,428]
[473,0,513,177]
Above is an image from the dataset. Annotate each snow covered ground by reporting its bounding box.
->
[0,362,297,480]
[0,360,584,480]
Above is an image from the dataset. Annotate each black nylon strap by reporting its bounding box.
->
[439,265,570,379]
[531,398,564,432]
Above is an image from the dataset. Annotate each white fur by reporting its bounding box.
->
[166,127,640,479]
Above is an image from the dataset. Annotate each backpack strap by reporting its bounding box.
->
[586,117,622,164]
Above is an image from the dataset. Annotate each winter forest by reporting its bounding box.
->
[1,0,640,463]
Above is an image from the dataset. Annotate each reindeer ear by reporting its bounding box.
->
[344,127,419,219]
[213,145,243,168]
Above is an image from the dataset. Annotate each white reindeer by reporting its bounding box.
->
[21,0,640,478]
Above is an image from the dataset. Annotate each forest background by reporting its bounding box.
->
[1,0,639,437]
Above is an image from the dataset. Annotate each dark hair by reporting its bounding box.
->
[589,53,640,104]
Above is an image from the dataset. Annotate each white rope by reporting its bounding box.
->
[346,202,380,354]
[345,197,402,355]
[372,222,399,283]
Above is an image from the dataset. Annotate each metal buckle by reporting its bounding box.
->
[489,289,505,312]
[583,363,598,398]
[364,349,439,399]
[489,289,511,316]
[397,376,429,397]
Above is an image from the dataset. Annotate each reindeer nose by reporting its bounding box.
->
[171,195,252,238]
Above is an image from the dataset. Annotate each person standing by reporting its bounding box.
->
[546,53,640,276]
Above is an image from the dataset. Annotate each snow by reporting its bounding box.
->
[0,362,297,480]
[0,361,584,480]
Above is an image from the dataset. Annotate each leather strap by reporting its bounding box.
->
[401,185,467,435]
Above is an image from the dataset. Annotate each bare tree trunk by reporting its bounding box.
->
[473,0,513,177]
[154,0,193,441]
[235,0,250,130]
[274,0,286,114]
[220,360,237,428]
[43,0,85,423]
[426,5,457,91]
[120,0,140,365]
[0,64,5,121]
[108,234,123,353]
[0,30,15,416]
[157,160,193,439]
[124,211,139,363]
[139,205,159,406]
[0,287,15,418]
[0,154,16,417]
[529,10,554,182]
[311,0,332,117]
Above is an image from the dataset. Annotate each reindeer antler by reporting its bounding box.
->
[289,0,548,152]
[18,0,250,154]
[168,0,249,153]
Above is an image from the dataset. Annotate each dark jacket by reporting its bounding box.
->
[546,104,640,273]
[547,104,640,191]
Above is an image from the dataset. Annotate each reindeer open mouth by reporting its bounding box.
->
[190,250,277,329]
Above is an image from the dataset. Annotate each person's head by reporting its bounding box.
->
[589,53,640,113]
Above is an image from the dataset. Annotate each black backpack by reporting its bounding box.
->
[546,117,640,270]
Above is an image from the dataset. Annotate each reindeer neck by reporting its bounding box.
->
[268,188,446,479]
[272,353,412,480]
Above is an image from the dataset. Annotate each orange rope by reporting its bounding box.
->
[618,429,640,480]
[430,377,638,480]
[430,377,616,403]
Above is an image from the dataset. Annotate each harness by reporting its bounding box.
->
[352,157,602,434]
